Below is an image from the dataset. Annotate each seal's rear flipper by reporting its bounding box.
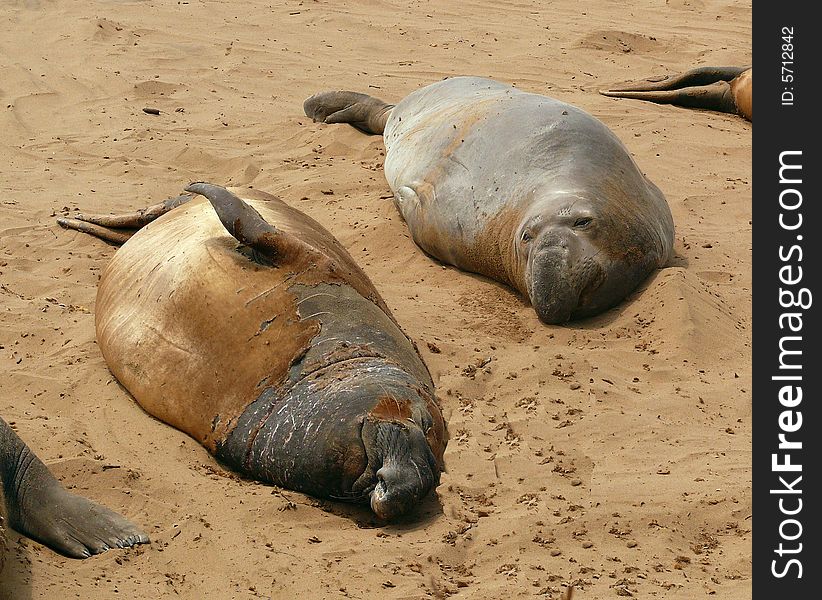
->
[56,193,194,245]
[1,417,149,558]
[601,66,748,93]
[600,82,736,114]
[599,66,751,116]
[185,182,311,265]
[303,91,394,135]
[57,218,135,245]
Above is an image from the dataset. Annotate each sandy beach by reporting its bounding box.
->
[1,0,751,598]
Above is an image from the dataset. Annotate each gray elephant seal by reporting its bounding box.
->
[304,76,675,324]
[601,66,752,121]
[57,183,447,521]
[1,416,147,562]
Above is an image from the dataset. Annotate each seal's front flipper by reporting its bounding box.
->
[600,81,736,114]
[56,193,194,245]
[185,182,312,265]
[303,91,394,135]
[0,417,149,559]
[601,66,748,94]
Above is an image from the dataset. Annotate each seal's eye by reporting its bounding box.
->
[573,217,593,229]
[520,229,533,243]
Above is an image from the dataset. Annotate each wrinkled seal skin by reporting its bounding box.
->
[305,77,675,324]
[1,416,148,561]
[83,184,445,520]
[601,66,752,121]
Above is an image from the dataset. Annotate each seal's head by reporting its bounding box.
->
[216,339,445,521]
[361,418,440,520]
[327,363,445,521]
[227,356,446,521]
[515,193,670,324]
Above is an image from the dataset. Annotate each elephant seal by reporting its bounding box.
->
[57,183,446,521]
[304,76,675,324]
[600,66,752,121]
[1,416,147,561]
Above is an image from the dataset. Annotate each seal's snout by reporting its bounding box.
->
[369,458,435,521]
[530,233,633,323]
[527,223,613,324]
[528,244,577,324]
[370,464,407,520]
[366,422,438,521]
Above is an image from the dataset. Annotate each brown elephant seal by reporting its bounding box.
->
[57,183,447,521]
[304,76,675,324]
[1,416,148,561]
[600,66,752,121]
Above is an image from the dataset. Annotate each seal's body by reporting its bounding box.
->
[305,77,675,324]
[58,184,446,520]
[601,66,752,121]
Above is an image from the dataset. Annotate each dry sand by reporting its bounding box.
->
[0,0,751,598]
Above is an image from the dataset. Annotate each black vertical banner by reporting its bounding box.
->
[754,3,819,596]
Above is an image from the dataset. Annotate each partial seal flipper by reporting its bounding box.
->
[57,193,194,244]
[55,218,135,245]
[0,417,149,558]
[601,82,737,114]
[602,66,748,93]
[185,182,314,265]
[303,91,394,135]
[600,66,752,119]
